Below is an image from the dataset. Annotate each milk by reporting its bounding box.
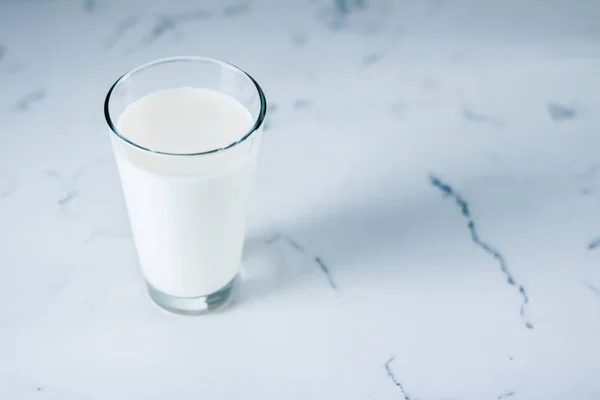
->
[112,87,257,298]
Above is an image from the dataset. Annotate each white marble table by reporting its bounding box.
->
[1,0,600,398]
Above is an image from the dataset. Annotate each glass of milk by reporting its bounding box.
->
[104,57,267,314]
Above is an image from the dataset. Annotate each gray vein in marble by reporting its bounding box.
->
[45,169,60,179]
[263,234,281,245]
[82,0,95,12]
[265,234,337,290]
[56,190,78,219]
[46,169,69,206]
[265,234,306,252]
[462,108,505,128]
[362,52,382,66]
[587,238,600,251]
[291,33,308,47]
[584,282,600,300]
[389,101,407,118]
[222,3,250,17]
[322,0,368,30]
[57,190,79,206]
[47,159,110,218]
[293,99,312,110]
[335,0,350,14]
[384,356,411,400]
[498,391,516,399]
[314,257,337,290]
[430,175,533,329]
[104,15,141,49]
[285,237,306,253]
[138,11,213,47]
[141,15,177,46]
[335,0,366,14]
[354,0,367,10]
[15,89,46,111]
[547,103,576,121]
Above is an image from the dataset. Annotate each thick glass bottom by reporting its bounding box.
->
[146,275,238,315]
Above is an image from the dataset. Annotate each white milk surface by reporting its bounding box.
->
[113,87,256,297]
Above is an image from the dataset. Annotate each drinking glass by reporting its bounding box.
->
[104,56,267,314]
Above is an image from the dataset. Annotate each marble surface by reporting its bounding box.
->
[1,0,600,398]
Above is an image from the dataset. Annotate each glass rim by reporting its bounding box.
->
[103,56,267,157]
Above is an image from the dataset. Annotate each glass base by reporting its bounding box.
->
[146,276,238,315]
